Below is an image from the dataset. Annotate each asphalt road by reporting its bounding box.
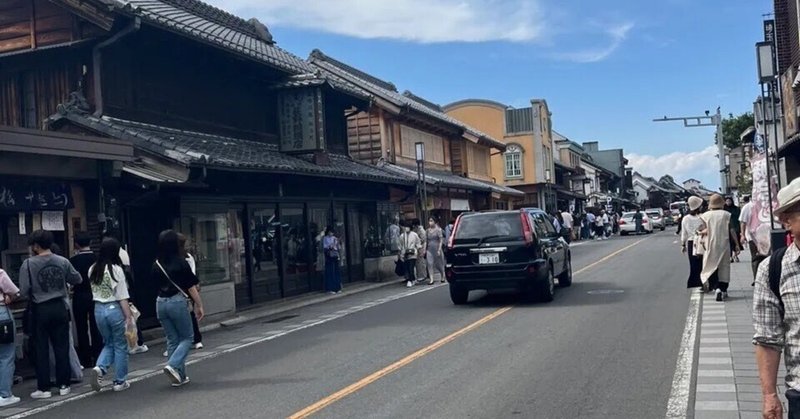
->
[33,230,690,419]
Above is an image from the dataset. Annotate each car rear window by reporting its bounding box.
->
[646,212,660,217]
[622,213,635,219]
[454,212,523,241]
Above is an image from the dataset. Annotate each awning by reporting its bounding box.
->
[779,132,800,158]
[122,159,190,183]
[0,125,132,162]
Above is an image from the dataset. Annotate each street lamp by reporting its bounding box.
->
[415,142,428,224]
[545,169,552,212]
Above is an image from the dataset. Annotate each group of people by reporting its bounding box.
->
[392,217,448,288]
[0,228,206,407]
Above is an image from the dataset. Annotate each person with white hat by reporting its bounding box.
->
[680,196,706,288]
[698,194,741,301]
[753,176,800,419]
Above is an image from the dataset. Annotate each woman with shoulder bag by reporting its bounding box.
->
[399,223,421,288]
[0,269,20,406]
[152,230,204,388]
[323,227,343,294]
[680,197,706,289]
[88,238,133,392]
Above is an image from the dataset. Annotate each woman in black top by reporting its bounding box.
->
[151,230,204,387]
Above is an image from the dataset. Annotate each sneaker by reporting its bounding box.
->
[716,290,723,302]
[723,292,729,300]
[0,396,20,407]
[193,342,204,350]
[129,344,149,355]
[163,350,169,357]
[406,281,413,288]
[59,386,71,396]
[31,390,52,399]
[90,366,106,392]
[171,376,190,388]
[112,381,130,392]
[163,365,181,385]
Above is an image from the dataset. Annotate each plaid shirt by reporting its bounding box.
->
[753,243,800,389]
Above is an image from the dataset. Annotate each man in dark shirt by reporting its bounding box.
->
[69,231,101,367]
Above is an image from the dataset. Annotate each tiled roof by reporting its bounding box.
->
[49,110,413,185]
[377,162,523,196]
[111,0,312,74]
[270,73,372,101]
[309,50,505,151]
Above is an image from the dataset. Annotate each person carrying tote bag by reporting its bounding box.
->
[151,230,204,388]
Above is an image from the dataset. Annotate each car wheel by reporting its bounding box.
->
[558,255,572,287]
[538,265,555,302]
[661,227,665,231]
[449,285,469,305]
[621,231,628,236]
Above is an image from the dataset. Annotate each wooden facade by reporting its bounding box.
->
[0,0,106,55]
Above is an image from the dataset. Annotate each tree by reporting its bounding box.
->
[721,112,754,149]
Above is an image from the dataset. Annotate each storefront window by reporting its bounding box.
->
[376,203,400,257]
[176,209,243,286]
[281,205,310,296]
[250,205,281,301]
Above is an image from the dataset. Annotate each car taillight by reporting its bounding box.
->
[643,219,648,223]
[520,211,533,246]
[619,220,626,225]
[447,215,462,250]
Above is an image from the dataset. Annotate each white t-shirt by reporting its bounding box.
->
[186,254,197,275]
[88,264,130,303]
[739,202,754,241]
[119,248,130,267]
[561,212,574,229]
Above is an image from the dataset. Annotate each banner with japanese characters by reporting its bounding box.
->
[0,182,73,211]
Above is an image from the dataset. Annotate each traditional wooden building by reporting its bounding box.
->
[308,50,522,222]
[0,0,417,322]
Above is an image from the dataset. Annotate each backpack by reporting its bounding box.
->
[769,246,789,315]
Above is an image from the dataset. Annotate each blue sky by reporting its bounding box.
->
[209,0,770,190]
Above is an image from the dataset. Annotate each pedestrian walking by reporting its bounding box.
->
[752,177,800,419]
[413,220,428,282]
[594,211,604,240]
[425,218,445,285]
[602,210,611,239]
[152,230,204,388]
[698,194,740,301]
[633,208,644,235]
[444,220,454,245]
[0,269,20,407]
[398,223,422,288]
[724,196,742,263]
[738,195,767,286]
[560,209,574,243]
[322,227,343,294]
[680,197,705,288]
[179,234,204,349]
[69,231,102,367]
[19,230,82,399]
[88,238,133,392]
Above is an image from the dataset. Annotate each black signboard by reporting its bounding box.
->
[0,181,73,211]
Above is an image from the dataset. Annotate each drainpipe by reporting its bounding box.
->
[93,17,141,117]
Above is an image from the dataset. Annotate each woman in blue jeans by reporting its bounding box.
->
[152,230,204,387]
[0,269,20,406]
[88,237,133,392]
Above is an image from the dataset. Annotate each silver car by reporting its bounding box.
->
[645,209,666,231]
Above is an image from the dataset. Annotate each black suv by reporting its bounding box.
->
[444,209,572,305]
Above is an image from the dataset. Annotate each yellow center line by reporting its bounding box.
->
[288,235,648,419]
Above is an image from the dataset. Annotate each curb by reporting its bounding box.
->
[140,279,406,347]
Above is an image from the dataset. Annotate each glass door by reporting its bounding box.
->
[249,204,282,303]
[333,205,350,282]
[308,204,330,291]
[347,205,365,281]
[280,204,311,297]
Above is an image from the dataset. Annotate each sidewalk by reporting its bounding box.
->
[693,253,788,419]
[0,278,411,418]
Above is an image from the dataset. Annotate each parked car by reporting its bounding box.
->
[618,211,654,235]
[645,209,666,231]
[444,209,572,305]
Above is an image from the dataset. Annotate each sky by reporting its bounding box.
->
[207,0,771,190]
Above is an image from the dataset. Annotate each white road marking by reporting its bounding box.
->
[7,285,442,419]
[665,291,701,419]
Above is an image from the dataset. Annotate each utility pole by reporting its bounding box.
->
[653,108,728,193]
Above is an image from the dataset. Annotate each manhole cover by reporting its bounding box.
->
[587,289,625,295]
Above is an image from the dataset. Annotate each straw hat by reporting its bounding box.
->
[709,194,725,210]
[688,196,703,211]
[775,177,800,216]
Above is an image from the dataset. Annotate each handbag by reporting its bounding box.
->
[394,259,406,277]
[693,233,706,256]
[0,297,14,344]
[155,260,193,312]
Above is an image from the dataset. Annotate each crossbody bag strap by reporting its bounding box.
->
[155,260,190,300]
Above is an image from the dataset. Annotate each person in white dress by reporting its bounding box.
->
[680,196,706,288]
[698,194,741,301]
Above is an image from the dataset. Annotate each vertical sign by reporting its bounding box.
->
[764,19,779,91]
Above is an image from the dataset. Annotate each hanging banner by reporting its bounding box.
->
[18,212,25,235]
[42,211,65,231]
[749,147,779,254]
[0,182,73,211]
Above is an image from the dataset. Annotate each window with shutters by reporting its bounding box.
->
[400,125,444,164]
[504,144,523,178]
[466,143,489,176]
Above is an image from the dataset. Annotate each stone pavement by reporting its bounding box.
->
[693,252,788,419]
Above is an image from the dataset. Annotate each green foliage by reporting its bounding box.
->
[736,169,753,196]
[721,112,754,149]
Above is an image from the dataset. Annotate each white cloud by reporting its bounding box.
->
[626,146,720,189]
[554,22,634,63]
[206,0,544,43]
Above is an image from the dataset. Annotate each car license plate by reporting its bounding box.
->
[479,253,500,264]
